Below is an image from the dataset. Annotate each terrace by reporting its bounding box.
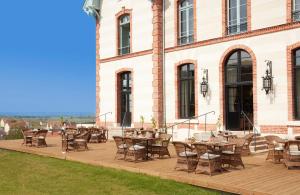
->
[0,134,300,195]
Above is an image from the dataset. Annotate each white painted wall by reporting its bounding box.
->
[251,0,287,30]
[99,0,153,59]
[4,123,10,133]
[99,54,154,126]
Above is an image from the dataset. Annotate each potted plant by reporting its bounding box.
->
[140,115,145,130]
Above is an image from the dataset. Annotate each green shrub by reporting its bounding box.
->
[5,128,23,140]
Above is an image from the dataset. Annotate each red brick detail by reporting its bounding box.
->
[260,125,288,134]
[100,50,153,63]
[174,0,197,46]
[152,0,164,128]
[219,45,257,128]
[174,60,198,119]
[287,42,300,121]
[96,20,101,126]
[222,0,251,37]
[115,68,134,125]
[293,126,300,134]
[115,7,133,56]
[287,0,293,23]
[166,21,300,54]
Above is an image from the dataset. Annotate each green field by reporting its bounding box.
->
[0,149,226,195]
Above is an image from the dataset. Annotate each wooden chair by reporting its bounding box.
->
[113,136,127,160]
[21,129,33,146]
[222,138,245,169]
[265,135,284,163]
[283,140,300,169]
[124,137,146,162]
[172,142,198,172]
[192,143,222,176]
[151,134,172,158]
[32,130,48,147]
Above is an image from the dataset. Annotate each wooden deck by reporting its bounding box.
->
[0,137,299,195]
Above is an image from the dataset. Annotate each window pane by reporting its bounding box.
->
[296,49,300,66]
[229,0,237,7]
[228,88,238,112]
[241,66,252,82]
[295,68,300,118]
[226,67,237,83]
[240,4,247,19]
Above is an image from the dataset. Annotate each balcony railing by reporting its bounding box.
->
[293,10,300,22]
[227,22,247,35]
[178,34,194,46]
[118,46,130,56]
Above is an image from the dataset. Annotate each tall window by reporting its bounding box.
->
[179,0,194,45]
[227,0,247,35]
[293,0,300,21]
[294,48,300,119]
[179,64,195,118]
[119,15,130,55]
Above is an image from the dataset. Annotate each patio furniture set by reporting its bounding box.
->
[265,135,300,169]
[62,127,108,152]
[113,129,172,162]
[22,129,48,147]
[173,136,247,176]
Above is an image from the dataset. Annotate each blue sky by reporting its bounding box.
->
[0,0,96,115]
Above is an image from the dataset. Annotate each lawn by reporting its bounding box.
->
[0,149,226,195]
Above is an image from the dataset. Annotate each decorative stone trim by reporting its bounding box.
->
[222,0,252,37]
[287,42,300,121]
[115,7,133,56]
[96,20,101,126]
[166,21,300,54]
[174,0,197,46]
[174,59,198,119]
[115,68,134,126]
[152,0,164,128]
[287,0,293,23]
[100,50,152,63]
[219,45,257,129]
[260,125,288,134]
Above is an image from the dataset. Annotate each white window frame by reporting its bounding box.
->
[179,0,194,45]
[119,15,130,55]
[227,0,247,35]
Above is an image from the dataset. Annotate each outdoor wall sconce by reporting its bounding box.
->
[201,69,208,97]
[262,60,273,95]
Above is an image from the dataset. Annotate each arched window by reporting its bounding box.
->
[179,64,195,118]
[179,0,194,45]
[294,48,300,119]
[227,0,247,35]
[293,0,300,21]
[119,14,130,55]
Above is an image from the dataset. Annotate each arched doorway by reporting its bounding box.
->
[119,72,132,126]
[225,50,253,130]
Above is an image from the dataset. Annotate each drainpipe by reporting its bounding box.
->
[163,0,166,131]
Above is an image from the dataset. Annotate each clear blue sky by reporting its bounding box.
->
[0,0,96,115]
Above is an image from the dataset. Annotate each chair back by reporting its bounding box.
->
[192,143,208,157]
[243,133,254,144]
[231,138,246,154]
[113,136,124,148]
[265,135,283,149]
[124,137,134,148]
[284,140,300,151]
[36,130,48,138]
[172,141,189,157]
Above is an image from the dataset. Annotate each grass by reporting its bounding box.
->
[0,149,227,195]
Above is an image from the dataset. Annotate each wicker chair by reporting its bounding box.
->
[32,130,48,147]
[241,133,254,156]
[74,132,89,151]
[89,127,101,143]
[265,135,285,163]
[21,129,33,146]
[113,136,127,160]
[124,137,146,162]
[173,142,198,172]
[283,140,300,169]
[192,143,222,176]
[151,134,172,158]
[222,138,245,169]
[99,127,108,143]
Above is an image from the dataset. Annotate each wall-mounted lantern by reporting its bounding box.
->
[262,60,273,95]
[200,69,208,97]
